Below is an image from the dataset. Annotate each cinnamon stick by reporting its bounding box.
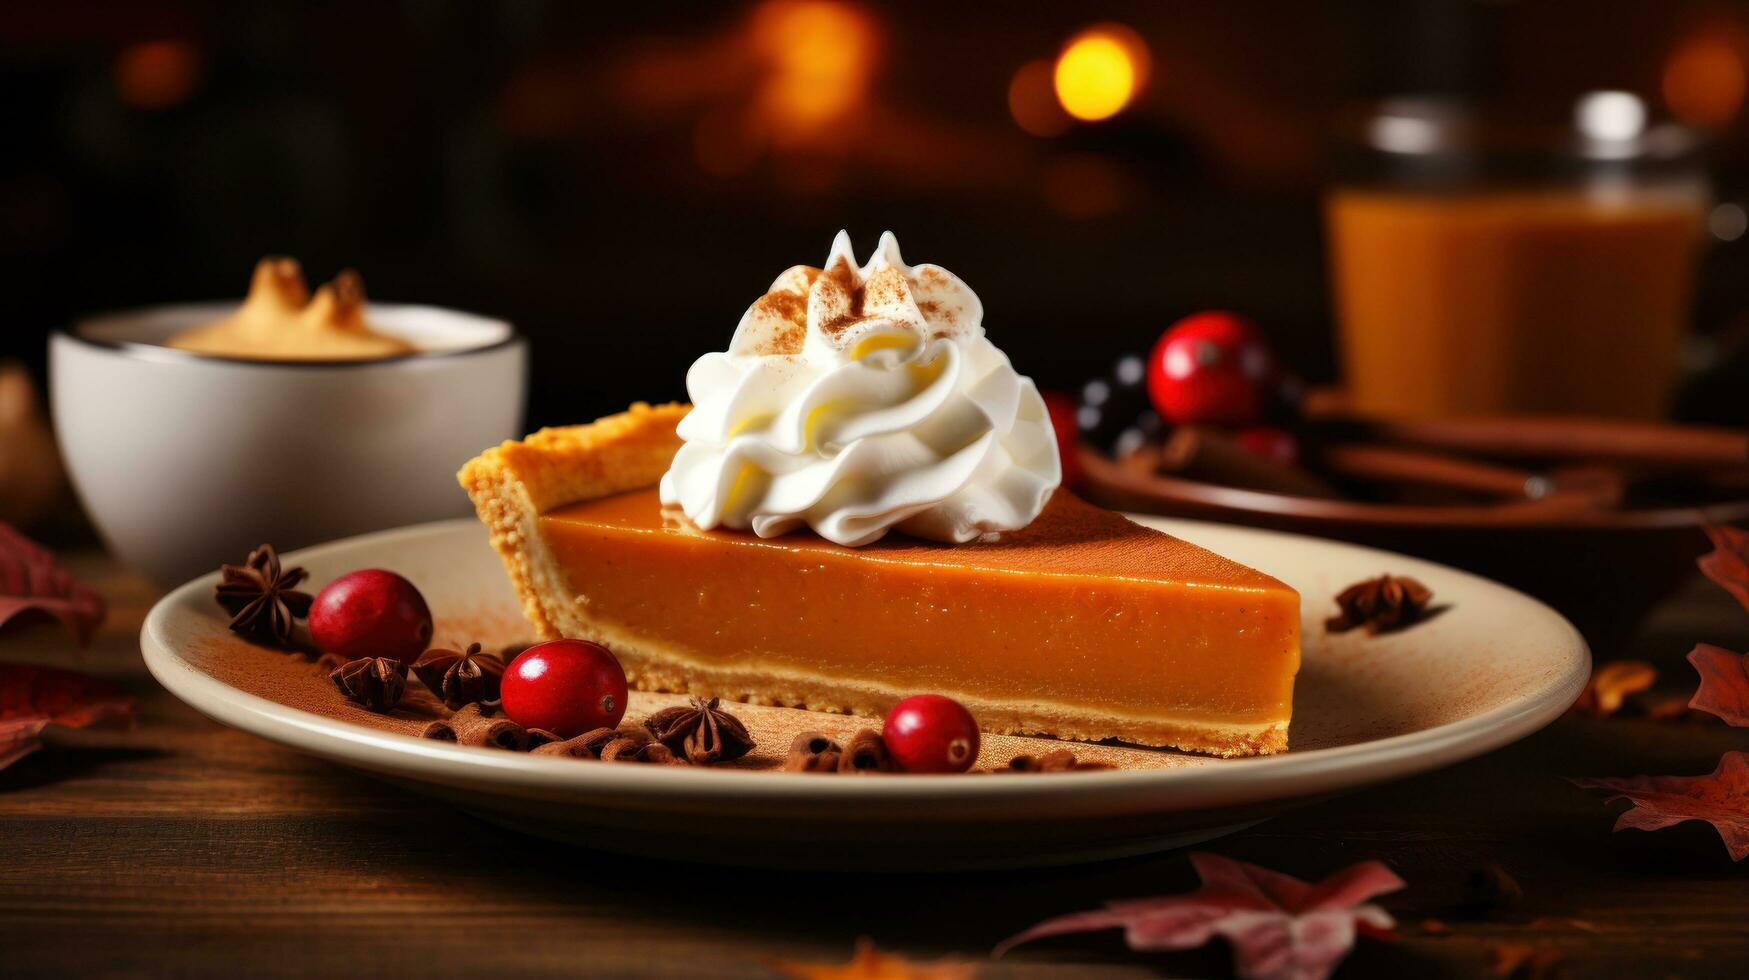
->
[1156,427,1340,498]
[1316,412,1749,470]
[1319,444,1624,507]
[531,727,621,759]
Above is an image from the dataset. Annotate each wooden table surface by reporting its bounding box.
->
[3,553,1747,979]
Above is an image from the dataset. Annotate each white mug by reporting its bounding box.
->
[51,302,526,585]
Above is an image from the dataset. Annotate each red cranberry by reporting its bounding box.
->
[1041,390,1084,486]
[500,639,628,738]
[308,569,433,664]
[1234,426,1301,466]
[882,694,981,773]
[1146,311,1278,427]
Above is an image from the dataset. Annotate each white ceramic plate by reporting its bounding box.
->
[141,516,1588,870]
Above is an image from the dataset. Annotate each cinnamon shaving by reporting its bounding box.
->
[839,728,896,773]
[531,726,623,759]
[784,731,844,772]
[525,727,564,750]
[597,729,685,764]
[421,701,528,750]
[999,749,1113,773]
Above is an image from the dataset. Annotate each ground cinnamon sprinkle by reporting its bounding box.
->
[821,312,874,337]
[747,256,957,352]
[814,261,868,343]
[749,291,808,355]
[916,299,956,327]
[860,267,904,310]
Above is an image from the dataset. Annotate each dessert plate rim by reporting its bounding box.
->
[140,516,1589,816]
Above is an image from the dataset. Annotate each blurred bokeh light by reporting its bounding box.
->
[113,40,202,111]
[3,0,1748,432]
[1663,32,1746,125]
[1008,59,1070,138]
[1053,24,1149,122]
[749,1,876,146]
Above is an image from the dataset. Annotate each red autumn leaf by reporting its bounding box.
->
[995,852,1404,980]
[1688,644,1749,727]
[1698,524,1749,615]
[0,522,106,646]
[767,938,978,979]
[0,663,135,770]
[1569,751,1749,861]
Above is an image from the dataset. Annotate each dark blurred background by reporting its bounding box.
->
[4,0,1749,429]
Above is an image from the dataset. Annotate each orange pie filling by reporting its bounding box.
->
[537,487,1299,755]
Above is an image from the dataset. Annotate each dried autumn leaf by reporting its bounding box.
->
[766,938,979,979]
[1459,861,1524,913]
[1490,942,1565,979]
[0,663,136,769]
[0,522,106,646]
[1570,660,1657,719]
[996,852,1404,980]
[1687,644,1749,727]
[1640,693,1709,723]
[1569,751,1749,861]
[1697,524,1749,614]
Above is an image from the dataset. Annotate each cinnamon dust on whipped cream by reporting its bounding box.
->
[166,257,415,361]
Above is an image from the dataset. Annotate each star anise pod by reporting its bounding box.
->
[643,696,756,764]
[1326,574,1435,635]
[214,544,313,647]
[411,642,506,709]
[329,656,408,712]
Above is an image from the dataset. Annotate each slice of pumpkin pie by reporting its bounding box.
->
[461,234,1298,756]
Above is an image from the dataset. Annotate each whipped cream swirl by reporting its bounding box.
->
[659,231,1061,547]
